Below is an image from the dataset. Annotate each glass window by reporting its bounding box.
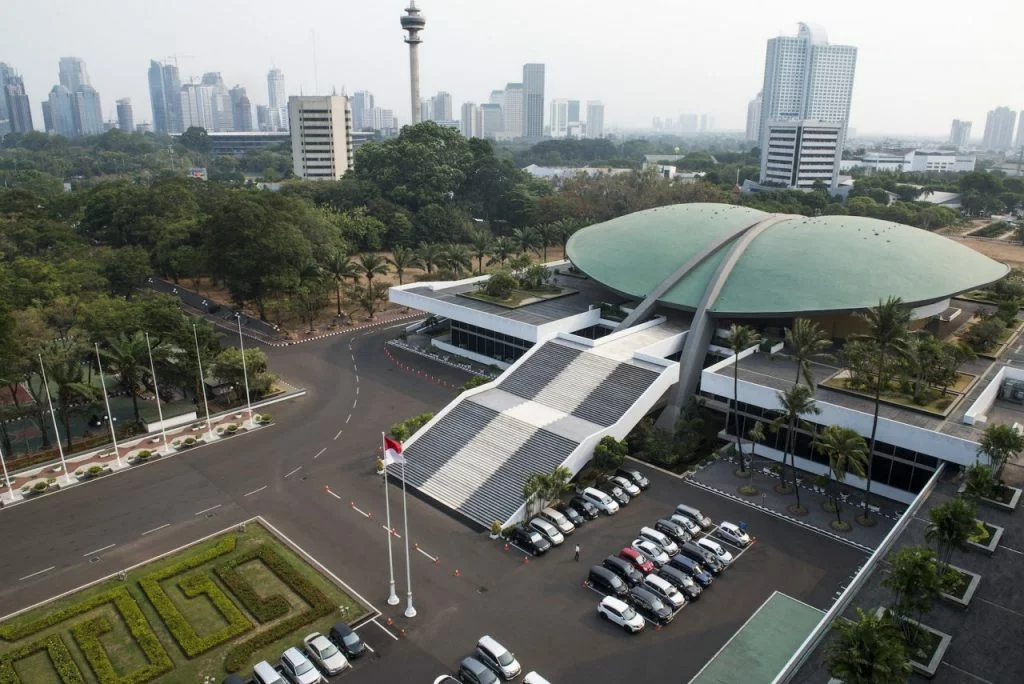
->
[870,455,891,485]
[915,453,938,469]
[873,440,895,456]
[910,467,932,492]
[889,460,913,491]
[893,446,916,463]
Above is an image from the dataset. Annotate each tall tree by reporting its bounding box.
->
[101,331,152,424]
[774,383,820,511]
[415,242,443,275]
[534,223,556,262]
[976,422,1024,473]
[784,318,833,387]
[488,236,516,267]
[825,607,910,684]
[814,425,869,527]
[511,226,539,256]
[351,282,389,319]
[882,546,945,649]
[442,244,472,278]
[356,252,390,285]
[469,229,494,274]
[724,324,761,472]
[42,344,98,450]
[322,250,359,316]
[925,496,976,572]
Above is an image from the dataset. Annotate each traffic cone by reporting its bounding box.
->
[386,616,393,626]
[453,568,460,577]
[522,555,529,564]
[503,543,509,552]
[655,623,661,632]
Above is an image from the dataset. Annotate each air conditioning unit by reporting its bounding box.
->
[1001,379,1024,404]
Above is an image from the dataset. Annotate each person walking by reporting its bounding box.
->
[574,544,580,562]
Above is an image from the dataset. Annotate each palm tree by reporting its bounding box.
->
[825,607,910,684]
[544,465,573,504]
[534,224,556,263]
[745,420,765,486]
[469,230,494,274]
[357,253,390,285]
[416,242,444,275]
[925,496,976,572]
[43,345,98,451]
[101,332,152,424]
[322,251,360,316]
[488,237,516,268]
[853,297,911,522]
[724,324,761,469]
[523,473,546,517]
[784,318,833,388]
[552,217,585,249]
[977,422,1024,473]
[774,383,820,512]
[388,245,421,286]
[351,282,389,320]
[814,425,869,527]
[442,244,472,278]
[512,227,539,256]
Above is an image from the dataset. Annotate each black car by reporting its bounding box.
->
[507,526,552,556]
[329,621,367,658]
[616,468,650,490]
[459,656,499,684]
[568,496,600,520]
[222,676,247,684]
[555,502,585,527]
[587,565,629,598]
[678,542,724,575]
[658,565,702,600]
[628,586,673,625]
[655,518,692,546]
[599,482,630,506]
[602,555,644,587]
[668,555,714,587]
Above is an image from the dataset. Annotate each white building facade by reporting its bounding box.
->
[761,120,842,189]
[746,91,762,142]
[288,95,353,180]
[460,101,480,139]
[549,98,569,138]
[586,101,605,138]
[267,68,288,131]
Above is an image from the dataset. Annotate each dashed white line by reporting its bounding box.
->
[194,504,222,516]
[355,386,359,395]
[142,523,171,536]
[345,414,352,424]
[352,398,358,409]
[334,428,344,440]
[285,466,302,479]
[19,566,55,581]
[353,365,358,373]
[244,485,268,497]
[82,543,116,558]
[314,448,326,459]
[355,374,359,382]
[325,487,342,500]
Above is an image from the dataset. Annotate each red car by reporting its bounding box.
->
[618,547,654,574]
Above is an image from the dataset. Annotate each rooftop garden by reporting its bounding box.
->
[459,265,577,309]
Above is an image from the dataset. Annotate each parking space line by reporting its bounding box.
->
[194,504,222,516]
[18,566,55,582]
[333,428,344,441]
[345,415,352,424]
[284,466,302,479]
[370,617,400,641]
[142,523,170,536]
[381,524,401,539]
[82,543,116,558]
[352,398,358,409]
[415,545,437,562]
[243,485,267,497]
[314,448,326,459]
[352,504,371,518]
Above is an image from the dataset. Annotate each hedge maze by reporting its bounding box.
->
[0,523,365,683]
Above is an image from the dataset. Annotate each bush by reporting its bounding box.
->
[226,424,238,433]
[184,436,196,445]
[592,436,627,475]
[32,481,47,492]
[482,269,517,299]
[72,599,174,684]
[490,521,503,536]
[136,450,152,460]
[217,552,290,624]
[257,413,272,423]
[389,412,434,441]
[88,465,103,475]
[964,316,1006,353]
[459,375,490,393]
[0,634,86,684]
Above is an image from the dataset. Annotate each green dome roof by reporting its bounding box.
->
[565,203,1008,316]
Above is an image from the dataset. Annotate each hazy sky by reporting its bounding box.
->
[2,0,1021,137]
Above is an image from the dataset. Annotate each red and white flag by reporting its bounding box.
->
[383,436,406,467]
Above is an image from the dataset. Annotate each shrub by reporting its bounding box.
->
[0,633,86,684]
[136,450,151,459]
[226,424,239,433]
[257,413,272,423]
[32,481,47,492]
[216,554,290,624]
[964,316,1006,353]
[72,610,174,684]
[184,436,196,445]
[459,375,490,393]
[490,521,503,536]
[482,269,517,299]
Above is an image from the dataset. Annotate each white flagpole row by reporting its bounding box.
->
[145,333,170,454]
[193,325,215,441]
[400,456,416,618]
[383,433,399,606]
[94,343,122,468]
[0,441,11,499]
[236,316,253,427]
[37,354,71,485]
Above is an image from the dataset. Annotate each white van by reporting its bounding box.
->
[643,574,685,609]
[523,672,552,684]
[538,507,575,535]
[675,504,713,530]
[582,487,619,514]
[639,526,679,556]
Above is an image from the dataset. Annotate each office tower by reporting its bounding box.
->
[267,68,288,131]
[229,86,253,131]
[44,85,77,136]
[180,83,215,130]
[522,63,545,139]
[549,99,569,138]
[289,95,353,180]
[58,57,90,92]
[372,107,395,131]
[116,98,134,132]
[432,91,452,121]
[585,101,605,138]
[948,119,972,148]
[256,105,271,131]
[4,75,33,134]
[352,90,374,130]
[758,23,857,149]
[460,102,480,138]
[201,73,232,132]
[746,91,762,142]
[1017,112,1024,150]
[489,90,505,107]
[982,107,1017,151]
[760,120,842,190]
[699,114,713,133]
[568,100,580,126]
[679,113,699,133]
[502,83,523,139]
[420,98,433,122]
[401,0,426,124]
[135,122,152,133]
[73,86,103,136]
[148,59,182,134]
[0,63,12,136]
[481,103,502,139]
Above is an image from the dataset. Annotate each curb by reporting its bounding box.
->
[382,346,462,390]
[272,313,426,348]
[385,340,497,380]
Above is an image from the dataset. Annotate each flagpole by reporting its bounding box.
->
[38,354,71,485]
[401,456,416,618]
[94,343,122,468]
[145,333,169,454]
[0,442,12,501]
[382,432,399,606]
[193,325,215,441]
[236,315,253,428]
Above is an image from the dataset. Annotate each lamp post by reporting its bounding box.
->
[38,354,72,485]
[0,442,12,501]
[145,333,170,454]
[193,324,215,441]
[94,343,123,468]
[236,315,253,427]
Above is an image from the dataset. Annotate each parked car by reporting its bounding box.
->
[715,521,752,547]
[631,538,669,568]
[568,496,600,520]
[252,662,286,684]
[329,622,367,659]
[674,504,713,530]
[639,526,680,556]
[697,537,734,566]
[655,518,692,546]
[581,487,619,514]
[476,636,521,681]
[617,547,654,574]
[597,595,645,633]
[280,647,325,684]
[610,475,641,497]
[657,565,702,600]
[599,481,631,506]
[602,555,644,587]
[668,554,714,587]
[523,673,553,684]
[628,585,674,625]
[537,507,575,536]
[507,526,552,556]
[458,656,499,684]
[434,677,461,684]
[616,468,650,490]
[223,676,247,684]
[587,565,629,598]
[528,518,565,546]
[555,502,585,527]
[670,513,702,537]
[643,574,686,610]
[303,632,349,676]
[679,541,725,574]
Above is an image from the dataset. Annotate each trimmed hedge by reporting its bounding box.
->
[0,633,85,684]
[216,561,288,624]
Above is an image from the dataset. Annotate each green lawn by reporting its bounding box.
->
[0,521,368,683]
[822,372,962,417]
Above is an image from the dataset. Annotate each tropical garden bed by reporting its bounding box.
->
[459,285,576,308]
[869,608,951,679]
[966,519,1003,554]
[938,565,980,609]
[822,370,965,417]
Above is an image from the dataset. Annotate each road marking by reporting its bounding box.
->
[1000,545,1023,555]
[18,567,55,582]
[345,414,352,424]
[416,545,437,562]
[382,524,402,539]
[284,466,302,479]
[314,448,326,459]
[334,428,344,440]
[142,524,170,536]
[244,485,268,497]
[352,398,358,409]
[355,386,359,395]
[352,504,371,518]
[354,365,358,373]
[194,504,222,516]
[325,487,342,500]
[371,617,400,641]
[82,544,116,558]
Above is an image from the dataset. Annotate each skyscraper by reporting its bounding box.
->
[460,102,480,138]
[230,86,253,132]
[948,119,972,148]
[420,98,433,122]
[522,63,545,139]
[289,95,353,180]
[44,85,77,137]
[256,105,271,131]
[201,72,233,132]
[549,99,569,138]
[267,68,288,131]
[352,90,374,130]
[148,60,182,134]
[699,114,714,133]
[401,1,426,125]
[480,104,502,139]
[58,57,90,92]
[1016,113,1024,150]
[432,91,453,121]
[371,107,395,132]
[489,90,505,108]
[4,74,33,134]
[502,83,523,140]
[116,98,134,132]
[678,113,699,134]
[180,83,215,130]
[567,100,580,126]
[761,120,842,189]
[758,23,857,149]
[982,107,1016,151]
[746,91,762,142]
[585,101,604,138]
[0,63,13,136]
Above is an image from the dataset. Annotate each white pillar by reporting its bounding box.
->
[38,354,72,485]
[409,43,421,124]
[94,343,122,468]
[145,333,170,454]
[382,433,399,606]
[0,442,12,501]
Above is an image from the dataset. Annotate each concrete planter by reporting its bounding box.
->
[939,565,981,609]
[873,608,952,679]
[957,482,1021,512]
[967,520,1004,555]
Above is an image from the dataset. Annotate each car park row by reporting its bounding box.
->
[434,635,552,683]
[222,622,367,684]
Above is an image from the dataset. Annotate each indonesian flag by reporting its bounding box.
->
[383,436,406,467]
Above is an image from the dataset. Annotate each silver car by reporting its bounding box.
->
[303,632,349,676]
[281,647,325,684]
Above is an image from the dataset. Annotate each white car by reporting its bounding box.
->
[303,632,349,676]
[610,475,641,497]
[529,517,565,546]
[697,537,734,566]
[639,526,679,556]
[715,521,752,547]
[642,574,686,609]
[280,647,326,684]
[597,595,645,633]
[476,635,522,680]
[670,513,702,536]
[631,538,669,567]
[581,487,619,514]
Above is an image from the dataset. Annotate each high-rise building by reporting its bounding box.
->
[58,57,90,92]
[0,63,12,136]
[699,114,714,133]
[267,68,288,131]
[568,100,580,126]
[420,98,433,122]
[760,120,842,190]
[4,75,33,134]
[489,90,504,107]
[746,91,762,142]
[522,63,545,139]
[371,107,395,132]
[43,85,77,137]
[135,122,152,134]
[585,101,604,138]
[1017,113,1024,150]
[432,91,452,122]
[481,103,502,139]
[201,72,233,132]
[678,113,699,133]
[41,57,103,137]
[502,83,523,140]
[229,86,253,132]
[256,105,271,131]
[460,102,480,138]
[549,99,569,138]
[180,83,215,130]
[758,23,857,150]
[148,60,182,134]
[982,107,1017,151]
[948,119,972,148]
[116,98,134,132]
[401,0,426,125]
[289,95,353,180]
[351,91,374,130]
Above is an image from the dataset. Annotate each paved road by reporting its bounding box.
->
[0,323,867,683]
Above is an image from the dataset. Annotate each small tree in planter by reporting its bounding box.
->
[135,450,152,461]
[592,436,626,478]
[814,425,869,529]
[925,496,976,572]
[977,422,1023,474]
[184,437,196,446]
[882,546,945,652]
[962,462,997,502]
[825,607,910,684]
[490,521,503,539]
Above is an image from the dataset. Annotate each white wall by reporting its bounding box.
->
[964,365,1024,426]
[432,339,511,370]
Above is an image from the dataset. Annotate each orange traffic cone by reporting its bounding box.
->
[453,568,460,577]
[386,616,393,626]
[503,543,510,552]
